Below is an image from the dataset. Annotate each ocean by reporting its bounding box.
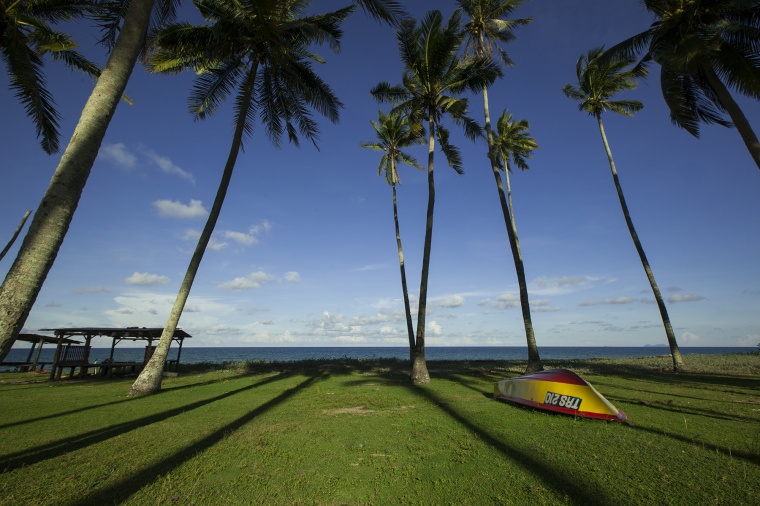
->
[1,346,755,370]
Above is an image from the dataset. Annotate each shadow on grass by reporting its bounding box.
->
[75,373,324,505]
[403,384,612,505]
[607,393,760,424]
[0,367,287,431]
[628,422,760,466]
[0,372,294,472]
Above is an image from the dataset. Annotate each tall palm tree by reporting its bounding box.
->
[607,0,760,171]
[563,47,686,372]
[360,109,425,361]
[0,0,404,365]
[493,109,537,260]
[457,0,543,372]
[130,0,410,396]
[1,0,103,154]
[0,210,32,263]
[0,0,162,363]
[371,10,500,384]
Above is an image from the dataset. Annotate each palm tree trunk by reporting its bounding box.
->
[596,115,685,371]
[505,163,516,231]
[411,114,435,385]
[482,85,543,373]
[0,0,155,362]
[392,180,416,362]
[703,67,760,171]
[0,210,32,263]
[129,63,258,396]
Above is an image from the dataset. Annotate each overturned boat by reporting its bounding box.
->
[493,368,627,422]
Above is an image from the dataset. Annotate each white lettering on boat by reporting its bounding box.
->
[543,391,582,410]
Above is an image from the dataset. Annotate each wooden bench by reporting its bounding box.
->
[54,345,91,379]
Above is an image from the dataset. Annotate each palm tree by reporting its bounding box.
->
[129,0,407,396]
[0,0,161,363]
[563,47,685,372]
[607,0,760,171]
[371,10,500,384]
[1,0,103,154]
[457,0,543,373]
[0,210,32,263]
[360,110,425,361]
[493,109,537,263]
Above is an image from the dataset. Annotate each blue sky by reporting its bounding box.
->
[1,0,758,350]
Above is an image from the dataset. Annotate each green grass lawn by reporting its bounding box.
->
[0,353,758,505]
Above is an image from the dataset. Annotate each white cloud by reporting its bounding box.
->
[284,272,301,283]
[428,321,442,336]
[680,331,701,344]
[668,293,705,303]
[478,293,520,310]
[354,264,386,272]
[144,149,195,184]
[580,297,638,306]
[350,312,392,326]
[221,230,257,246]
[438,295,464,308]
[738,334,759,346]
[125,272,170,286]
[249,221,272,235]
[153,199,208,219]
[530,276,601,296]
[218,271,275,290]
[99,143,137,169]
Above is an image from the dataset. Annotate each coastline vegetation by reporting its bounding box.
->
[1,352,758,504]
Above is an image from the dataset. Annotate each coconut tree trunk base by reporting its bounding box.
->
[524,359,543,375]
[670,349,685,372]
[411,355,430,385]
[128,363,163,396]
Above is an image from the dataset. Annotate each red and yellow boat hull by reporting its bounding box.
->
[493,368,626,422]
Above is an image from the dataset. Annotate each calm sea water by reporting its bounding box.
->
[2,346,755,370]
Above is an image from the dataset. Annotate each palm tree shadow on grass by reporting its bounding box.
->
[405,383,613,505]
[0,371,264,431]
[74,373,324,505]
[0,372,300,473]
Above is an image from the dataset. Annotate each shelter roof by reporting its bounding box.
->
[17,333,81,345]
[39,327,191,340]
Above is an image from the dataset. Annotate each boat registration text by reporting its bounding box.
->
[543,391,582,410]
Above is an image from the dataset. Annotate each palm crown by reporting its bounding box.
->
[2,0,103,153]
[361,109,425,186]
[147,0,355,149]
[607,0,760,135]
[562,47,648,119]
[457,0,531,65]
[494,110,538,172]
[371,10,501,172]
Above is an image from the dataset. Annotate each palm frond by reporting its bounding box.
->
[436,124,464,173]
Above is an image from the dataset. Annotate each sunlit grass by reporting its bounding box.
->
[1,353,758,504]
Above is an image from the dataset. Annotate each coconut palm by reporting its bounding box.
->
[0,211,32,263]
[457,0,543,372]
[607,0,760,171]
[563,47,685,372]
[361,110,425,361]
[371,10,500,384]
[0,0,163,363]
[129,0,407,396]
[493,109,537,256]
[1,0,103,154]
